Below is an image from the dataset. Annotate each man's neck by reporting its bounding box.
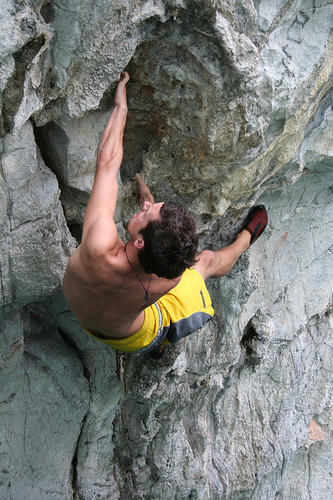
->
[124,240,145,271]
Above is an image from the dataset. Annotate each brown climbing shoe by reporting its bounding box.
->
[241,205,268,246]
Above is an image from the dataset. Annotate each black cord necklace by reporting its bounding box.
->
[124,243,152,301]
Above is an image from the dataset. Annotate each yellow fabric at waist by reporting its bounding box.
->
[82,303,161,352]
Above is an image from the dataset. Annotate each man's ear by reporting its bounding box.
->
[133,238,145,250]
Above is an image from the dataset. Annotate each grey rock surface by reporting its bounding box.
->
[0,121,75,308]
[0,308,90,499]
[0,0,332,499]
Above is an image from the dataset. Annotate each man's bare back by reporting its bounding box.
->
[62,237,180,338]
[62,73,180,339]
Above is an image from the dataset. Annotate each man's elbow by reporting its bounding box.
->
[97,144,123,170]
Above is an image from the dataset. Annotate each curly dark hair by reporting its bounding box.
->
[138,201,199,279]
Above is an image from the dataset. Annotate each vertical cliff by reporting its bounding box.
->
[0,1,332,498]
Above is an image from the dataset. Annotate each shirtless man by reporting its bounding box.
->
[62,72,267,358]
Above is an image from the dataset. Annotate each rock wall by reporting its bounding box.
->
[0,1,332,498]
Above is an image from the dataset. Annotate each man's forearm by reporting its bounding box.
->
[96,72,129,170]
[96,105,127,170]
[133,173,155,207]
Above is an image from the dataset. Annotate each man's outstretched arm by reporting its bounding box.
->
[81,72,129,256]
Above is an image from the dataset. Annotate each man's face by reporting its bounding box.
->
[127,201,164,240]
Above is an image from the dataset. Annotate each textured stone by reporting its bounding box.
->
[27,292,123,500]
[0,0,332,499]
[0,121,75,307]
[35,110,108,192]
[0,308,25,370]
[0,322,90,500]
[0,0,54,135]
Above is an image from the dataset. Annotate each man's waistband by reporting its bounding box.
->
[82,302,165,353]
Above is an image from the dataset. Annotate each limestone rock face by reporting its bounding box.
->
[0,1,332,499]
[0,120,75,308]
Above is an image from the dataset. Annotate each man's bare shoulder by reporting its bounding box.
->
[79,235,125,267]
[63,238,126,313]
[81,214,122,259]
[63,238,125,293]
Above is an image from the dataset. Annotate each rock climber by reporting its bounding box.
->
[62,72,268,359]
